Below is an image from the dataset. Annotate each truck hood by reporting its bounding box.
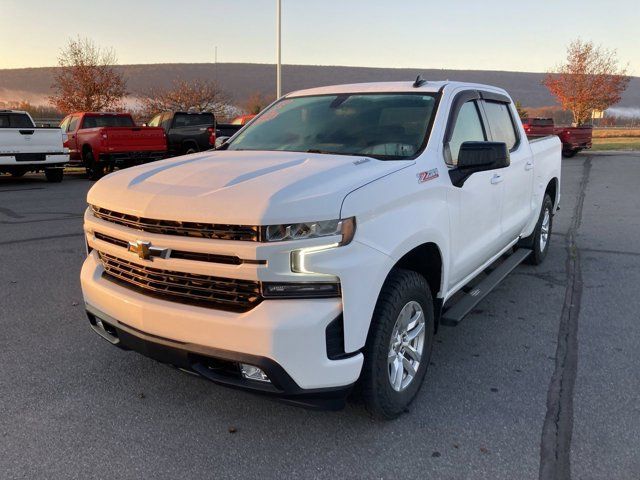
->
[87,150,413,225]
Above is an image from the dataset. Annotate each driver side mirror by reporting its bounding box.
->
[450,142,510,187]
[457,141,510,169]
[215,136,230,149]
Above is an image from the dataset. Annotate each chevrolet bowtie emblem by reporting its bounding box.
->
[128,240,168,261]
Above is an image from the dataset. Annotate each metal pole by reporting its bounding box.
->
[214,46,218,64]
[276,0,282,98]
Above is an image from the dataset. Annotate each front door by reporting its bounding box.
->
[446,98,505,287]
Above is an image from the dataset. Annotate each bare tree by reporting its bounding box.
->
[49,37,127,113]
[140,79,230,118]
[543,40,629,125]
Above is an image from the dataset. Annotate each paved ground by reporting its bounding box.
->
[0,153,638,480]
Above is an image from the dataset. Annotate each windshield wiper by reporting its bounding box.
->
[306,149,335,155]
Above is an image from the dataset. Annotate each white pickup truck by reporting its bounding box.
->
[81,80,561,418]
[0,110,68,182]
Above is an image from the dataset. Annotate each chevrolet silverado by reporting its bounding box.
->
[81,80,561,418]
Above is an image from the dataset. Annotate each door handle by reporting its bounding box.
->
[525,160,534,171]
[490,174,503,185]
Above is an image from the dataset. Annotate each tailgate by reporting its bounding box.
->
[0,128,65,154]
[104,127,167,152]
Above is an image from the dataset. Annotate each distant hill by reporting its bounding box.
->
[1,62,639,109]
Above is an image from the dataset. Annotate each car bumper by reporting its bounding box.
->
[0,152,68,167]
[98,151,166,165]
[80,253,364,396]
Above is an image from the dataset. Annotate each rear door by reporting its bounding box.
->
[481,99,533,242]
[446,93,505,287]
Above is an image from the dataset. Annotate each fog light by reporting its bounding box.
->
[240,364,271,383]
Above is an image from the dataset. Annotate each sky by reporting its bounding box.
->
[0,0,638,74]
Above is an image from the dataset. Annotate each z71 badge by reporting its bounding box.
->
[417,168,439,183]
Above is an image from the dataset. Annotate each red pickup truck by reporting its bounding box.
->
[522,117,592,158]
[60,112,167,179]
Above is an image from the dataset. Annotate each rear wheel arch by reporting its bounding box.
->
[545,177,559,210]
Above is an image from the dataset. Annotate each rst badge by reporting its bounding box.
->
[417,168,439,183]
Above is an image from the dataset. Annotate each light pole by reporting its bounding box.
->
[276,0,282,98]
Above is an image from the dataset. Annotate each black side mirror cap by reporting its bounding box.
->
[457,141,510,169]
[450,141,510,187]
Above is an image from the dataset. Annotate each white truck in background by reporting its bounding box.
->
[81,79,561,419]
[0,110,68,182]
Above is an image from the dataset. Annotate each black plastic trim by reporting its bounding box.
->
[85,306,354,410]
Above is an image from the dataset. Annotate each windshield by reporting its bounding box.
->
[227,93,437,159]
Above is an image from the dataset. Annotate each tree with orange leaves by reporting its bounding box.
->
[543,40,629,126]
[49,37,127,113]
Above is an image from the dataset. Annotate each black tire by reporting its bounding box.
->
[44,168,64,183]
[562,148,579,158]
[84,149,105,181]
[360,268,435,419]
[522,194,553,265]
[184,144,199,155]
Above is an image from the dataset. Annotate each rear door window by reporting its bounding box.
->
[483,101,518,150]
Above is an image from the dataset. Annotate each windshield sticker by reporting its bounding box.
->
[417,168,439,183]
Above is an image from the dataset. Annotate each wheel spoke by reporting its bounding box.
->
[405,322,424,342]
[393,358,403,390]
[388,350,397,364]
[404,345,421,362]
[402,356,416,377]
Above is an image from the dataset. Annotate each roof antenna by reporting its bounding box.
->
[413,75,427,88]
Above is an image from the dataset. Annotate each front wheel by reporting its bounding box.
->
[360,269,435,419]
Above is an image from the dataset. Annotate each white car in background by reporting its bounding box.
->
[0,110,68,182]
[81,79,561,418]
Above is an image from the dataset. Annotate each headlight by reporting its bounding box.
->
[263,217,356,245]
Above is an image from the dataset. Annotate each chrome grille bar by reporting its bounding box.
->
[91,205,261,242]
[97,251,262,312]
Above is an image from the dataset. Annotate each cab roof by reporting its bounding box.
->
[286,80,509,98]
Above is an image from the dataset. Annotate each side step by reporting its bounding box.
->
[440,248,532,327]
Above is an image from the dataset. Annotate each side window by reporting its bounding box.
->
[0,115,9,128]
[59,116,71,131]
[483,101,518,150]
[147,115,161,127]
[447,101,486,166]
[68,116,80,132]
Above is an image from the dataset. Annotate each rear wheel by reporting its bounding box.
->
[44,168,64,183]
[523,194,553,265]
[184,144,199,155]
[562,148,579,158]
[360,269,434,419]
[84,149,106,181]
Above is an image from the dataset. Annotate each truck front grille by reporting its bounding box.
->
[91,205,260,242]
[97,251,262,312]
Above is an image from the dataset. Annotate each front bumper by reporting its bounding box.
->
[81,252,364,394]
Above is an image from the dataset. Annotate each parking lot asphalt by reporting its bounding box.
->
[1,153,638,480]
